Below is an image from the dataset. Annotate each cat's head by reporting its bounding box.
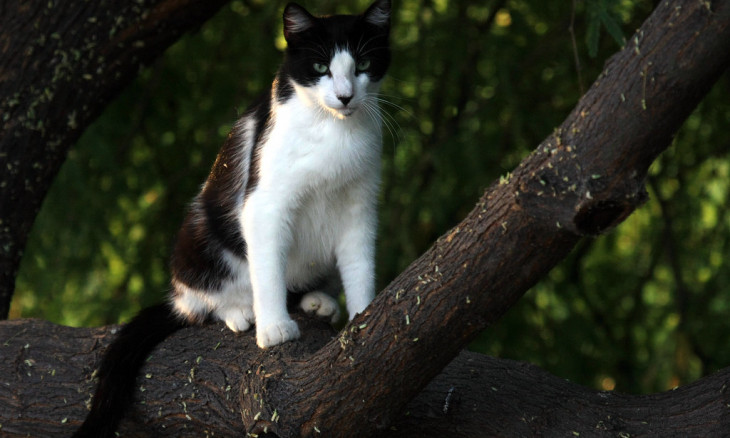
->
[278,0,391,120]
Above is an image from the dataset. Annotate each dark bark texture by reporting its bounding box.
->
[1,0,730,437]
[1,317,729,437]
[0,0,230,318]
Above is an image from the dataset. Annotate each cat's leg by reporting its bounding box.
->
[300,291,341,324]
[242,194,300,348]
[336,199,377,319]
[337,247,376,319]
[212,252,256,332]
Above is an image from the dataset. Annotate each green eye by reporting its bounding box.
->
[356,59,371,71]
[313,63,329,74]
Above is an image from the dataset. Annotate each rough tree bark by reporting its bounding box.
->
[2,317,729,437]
[1,0,730,437]
[0,0,230,318]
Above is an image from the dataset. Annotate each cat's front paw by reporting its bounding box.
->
[300,291,341,324]
[257,319,300,348]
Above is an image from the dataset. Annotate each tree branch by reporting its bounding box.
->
[0,0,231,318]
[2,318,729,437]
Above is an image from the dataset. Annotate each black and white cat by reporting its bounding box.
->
[172,0,390,348]
[74,1,390,436]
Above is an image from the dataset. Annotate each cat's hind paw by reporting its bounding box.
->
[257,319,300,348]
[300,291,341,324]
[216,306,255,333]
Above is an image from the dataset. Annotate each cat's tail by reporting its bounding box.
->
[72,302,187,438]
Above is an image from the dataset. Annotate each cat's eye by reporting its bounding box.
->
[356,59,371,71]
[313,63,329,74]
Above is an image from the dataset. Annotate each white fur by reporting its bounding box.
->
[174,51,383,348]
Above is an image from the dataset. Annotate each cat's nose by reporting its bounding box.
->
[337,95,353,106]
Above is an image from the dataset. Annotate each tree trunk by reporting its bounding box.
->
[0,0,230,318]
[1,0,730,437]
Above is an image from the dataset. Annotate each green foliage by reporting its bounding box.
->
[585,0,626,57]
[12,0,730,395]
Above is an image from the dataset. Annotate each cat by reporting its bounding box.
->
[73,1,391,436]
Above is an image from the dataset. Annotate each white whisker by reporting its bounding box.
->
[360,95,402,147]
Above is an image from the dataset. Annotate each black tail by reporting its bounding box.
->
[73,302,187,438]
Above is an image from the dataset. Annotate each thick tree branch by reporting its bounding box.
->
[1,318,729,437]
[0,0,230,318]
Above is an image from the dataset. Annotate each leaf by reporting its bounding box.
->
[584,0,625,58]
[599,8,625,48]
[585,13,601,58]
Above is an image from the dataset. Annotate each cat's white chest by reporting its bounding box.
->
[264,97,381,187]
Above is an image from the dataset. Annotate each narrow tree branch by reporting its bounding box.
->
[569,0,585,95]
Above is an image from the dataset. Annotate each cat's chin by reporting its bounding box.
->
[331,107,356,119]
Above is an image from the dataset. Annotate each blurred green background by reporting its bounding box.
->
[10,0,730,395]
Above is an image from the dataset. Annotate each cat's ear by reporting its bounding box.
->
[363,0,391,29]
[283,3,316,42]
